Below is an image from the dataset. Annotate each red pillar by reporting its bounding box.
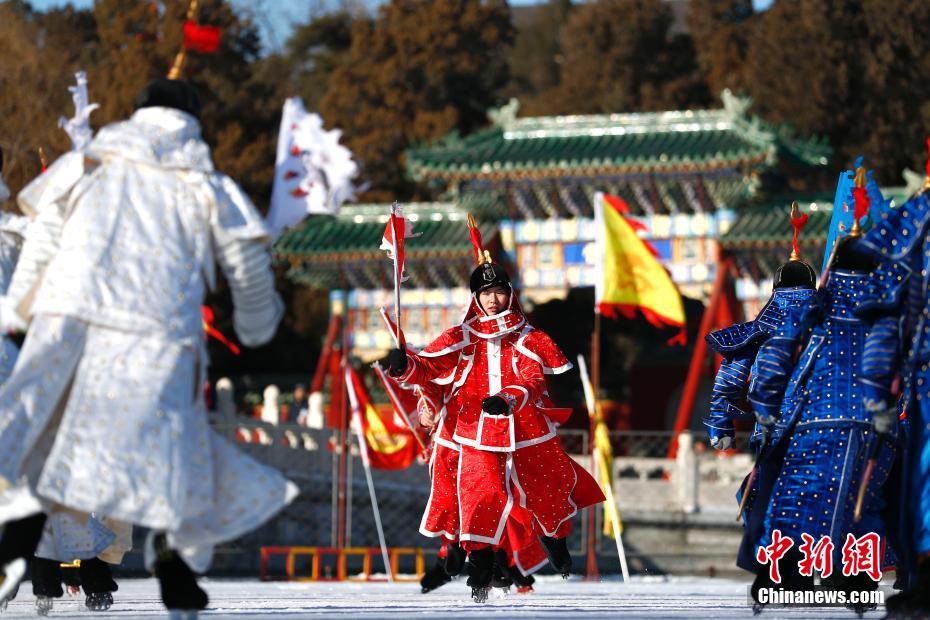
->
[667,248,735,459]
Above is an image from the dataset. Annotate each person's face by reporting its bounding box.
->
[294,387,306,401]
[478,286,510,316]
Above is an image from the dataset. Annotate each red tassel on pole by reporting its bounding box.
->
[789,201,808,261]
[183,20,221,53]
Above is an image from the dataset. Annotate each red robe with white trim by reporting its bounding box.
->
[401,297,604,550]
[416,380,550,575]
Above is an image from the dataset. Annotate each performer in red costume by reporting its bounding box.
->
[387,224,604,602]
[416,382,548,595]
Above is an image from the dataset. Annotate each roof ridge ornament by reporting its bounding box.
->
[720,88,752,119]
[487,98,520,129]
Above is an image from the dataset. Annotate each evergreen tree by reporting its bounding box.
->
[320,0,514,201]
[545,0,709,115]
[686,0,754,96]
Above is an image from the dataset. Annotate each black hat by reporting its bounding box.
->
[134,78,202,120]
[773,260,816,289]
[470,262,511,294]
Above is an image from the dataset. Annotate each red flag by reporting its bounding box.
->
[379,203,418,282]
[183,20,221,53]
[345,366,418,470]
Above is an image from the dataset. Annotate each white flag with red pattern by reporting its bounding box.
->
[379,203,419,347]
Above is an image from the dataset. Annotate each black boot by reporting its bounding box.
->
[148,534,208,612]
[31,558,64,598]
[466,547,494,603]
[886,557,930,617]
[420,558,452,594]
[0,514,47,608]
[444,542,466,576]
[31,557,63,616]
[490,550,513,591]
[540,535,572,578]
[81,557,118,611]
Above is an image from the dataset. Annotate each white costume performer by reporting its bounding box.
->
[0,106,296,582]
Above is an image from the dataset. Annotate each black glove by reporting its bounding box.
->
[386,348,408,377]
[482,395,510,416]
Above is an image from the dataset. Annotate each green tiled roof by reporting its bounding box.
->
[720,196,834,251]
[721,187,912,251]
[407,91,831,183]
[275,203,488,260]
[274,203,496,290]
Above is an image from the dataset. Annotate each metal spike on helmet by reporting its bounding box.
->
[466,213,492,265]
[465,213,510,294]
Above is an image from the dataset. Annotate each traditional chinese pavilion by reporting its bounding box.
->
[277,91,831,358]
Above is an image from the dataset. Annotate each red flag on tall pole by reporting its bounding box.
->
[379,203,419,348]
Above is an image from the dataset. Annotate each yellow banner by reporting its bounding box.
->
[596,194,685,330]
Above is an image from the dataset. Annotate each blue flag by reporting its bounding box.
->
[822,166,856,274]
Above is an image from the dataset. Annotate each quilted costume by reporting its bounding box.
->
[704,286,817,450]
[751,270,898,556]
[855,191,930,590]
[705,204,817,452]
[745,167,901,586]
[0,105,297,578]
[398,293,603,550]
[416,381,550,576]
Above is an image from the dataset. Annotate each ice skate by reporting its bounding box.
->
[85,591,113,612]
[540,536,572,578]
[470,586,490,603]
[35,595,53,616]
[465,548,494,604]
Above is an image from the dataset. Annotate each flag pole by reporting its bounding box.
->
[585,192,606,581]
[390,203,403,349]
[346,368,394,582]
[578,354,629,581]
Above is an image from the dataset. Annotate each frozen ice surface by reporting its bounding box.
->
[0,575,886,618]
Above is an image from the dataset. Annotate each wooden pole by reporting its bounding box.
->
[585,310,602,580]
[336,313,351,549]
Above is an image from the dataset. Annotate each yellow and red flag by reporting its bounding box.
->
[345,366,418,470]
[593,192,686,344]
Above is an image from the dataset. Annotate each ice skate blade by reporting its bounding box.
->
[86,591,114,611]
[752,602,764,615]
[36,596,53,616]
[168,610,200,620]
[0,558,26,608]
[470,586,490,604]
[516,585,534,594]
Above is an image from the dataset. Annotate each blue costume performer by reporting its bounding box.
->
[852,171,930,617]
[745,166,899,612]
[704,205,817,453]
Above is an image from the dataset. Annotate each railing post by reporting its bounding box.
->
[675,431,698,513]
